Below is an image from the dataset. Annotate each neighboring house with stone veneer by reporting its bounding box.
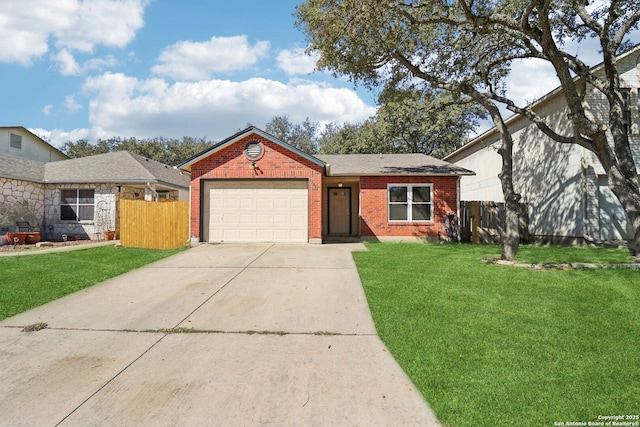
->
[1,127,67,237]
[444,46,640,244]
[1,132,189,242]
[41,151,189,240]
[179,126,473,243]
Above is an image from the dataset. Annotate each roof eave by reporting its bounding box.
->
[327,171,476,177]
[1,174,45,183]
[44,178,160,184]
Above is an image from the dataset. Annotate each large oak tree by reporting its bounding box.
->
[297,0,640,259]
[297,0,525,259]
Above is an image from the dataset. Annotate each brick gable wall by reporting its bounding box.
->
[189,135,323,241]
[360,175,459,239]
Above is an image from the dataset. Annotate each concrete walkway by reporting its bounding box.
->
[0,243,441,426]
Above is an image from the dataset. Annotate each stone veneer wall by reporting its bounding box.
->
[0,177,45,234]
[44,183,118,241]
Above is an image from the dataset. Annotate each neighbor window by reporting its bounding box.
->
[157,190,171,200]
[60,189,95,221]
[9,133,22,149]
[388,184,432,222]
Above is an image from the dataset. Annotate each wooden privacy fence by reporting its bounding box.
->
[460,201,529,244]
[119,199,189,249]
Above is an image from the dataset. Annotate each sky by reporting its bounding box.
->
[0,0,622,149]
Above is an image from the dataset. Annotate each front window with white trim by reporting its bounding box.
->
[388,184,433,222]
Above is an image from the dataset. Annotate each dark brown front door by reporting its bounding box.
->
[328,187,351,234]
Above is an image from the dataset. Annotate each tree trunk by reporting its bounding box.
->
[607,167,640,259]
[498,148,521,261]
[471,91,521,260]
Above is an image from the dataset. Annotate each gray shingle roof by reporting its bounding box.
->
[44,151,190,188]
[0,153,46,182]
[0,151,189,188]
[316,153,474,176]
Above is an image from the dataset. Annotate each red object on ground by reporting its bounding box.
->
[6,232,41,245]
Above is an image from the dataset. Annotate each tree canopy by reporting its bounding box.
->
[265,116,320,154]
[60,136,213,166]
[296,0,640,258]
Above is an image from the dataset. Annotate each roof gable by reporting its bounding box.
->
[0,126,69,162]
[177,126,325,171]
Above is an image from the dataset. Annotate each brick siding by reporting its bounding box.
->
[189,135,323,241]
[360,175,459,239]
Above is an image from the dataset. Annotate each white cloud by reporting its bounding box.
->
[0,0,147,67]
[82,72,376,140]
[51,49,118,76]
[31,127,93,148]
[42,105,53,116]
[505,58,560,107]
[276,48,319,76]
[55,0,147,53]
[51,49,81,76]
[65,95,83,112]
[151,35,270,81]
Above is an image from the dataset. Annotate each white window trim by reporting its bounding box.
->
[60,189,95,222]
[387,183,433,223]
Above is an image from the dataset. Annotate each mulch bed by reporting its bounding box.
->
[0,239,99,253]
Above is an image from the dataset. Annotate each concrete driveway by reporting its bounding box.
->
[0,243,440,426]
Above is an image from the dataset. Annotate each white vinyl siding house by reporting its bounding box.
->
[445,47,640,244]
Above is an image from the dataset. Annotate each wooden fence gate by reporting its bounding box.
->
[460,201,529,244]
[119,199,189,249]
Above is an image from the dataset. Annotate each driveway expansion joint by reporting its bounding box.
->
[14,326,378,337]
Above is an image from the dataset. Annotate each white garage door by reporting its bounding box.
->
[204,180,308,243]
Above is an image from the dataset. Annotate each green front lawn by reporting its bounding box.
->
[0,245,185,321]
[353,243,639,427]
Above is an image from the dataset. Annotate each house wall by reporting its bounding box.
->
[176,188,189,201]
[44,183,119,241]
[449,55,640,243]
[0,128,67,163]
[359,175,459,241]
[0,178,45,237]
[188,135,324,242]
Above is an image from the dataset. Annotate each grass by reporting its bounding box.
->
[0,245,186,321]
[353,243,639,427]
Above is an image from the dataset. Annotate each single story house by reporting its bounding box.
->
[444,45,640,245]
[178,126,474,243]
[1,127,189,242]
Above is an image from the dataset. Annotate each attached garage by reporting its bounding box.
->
[203,179,309,243]
[179,127,469,244]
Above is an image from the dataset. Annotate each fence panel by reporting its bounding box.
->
[460,201,529,244]
[119,199,189,249]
